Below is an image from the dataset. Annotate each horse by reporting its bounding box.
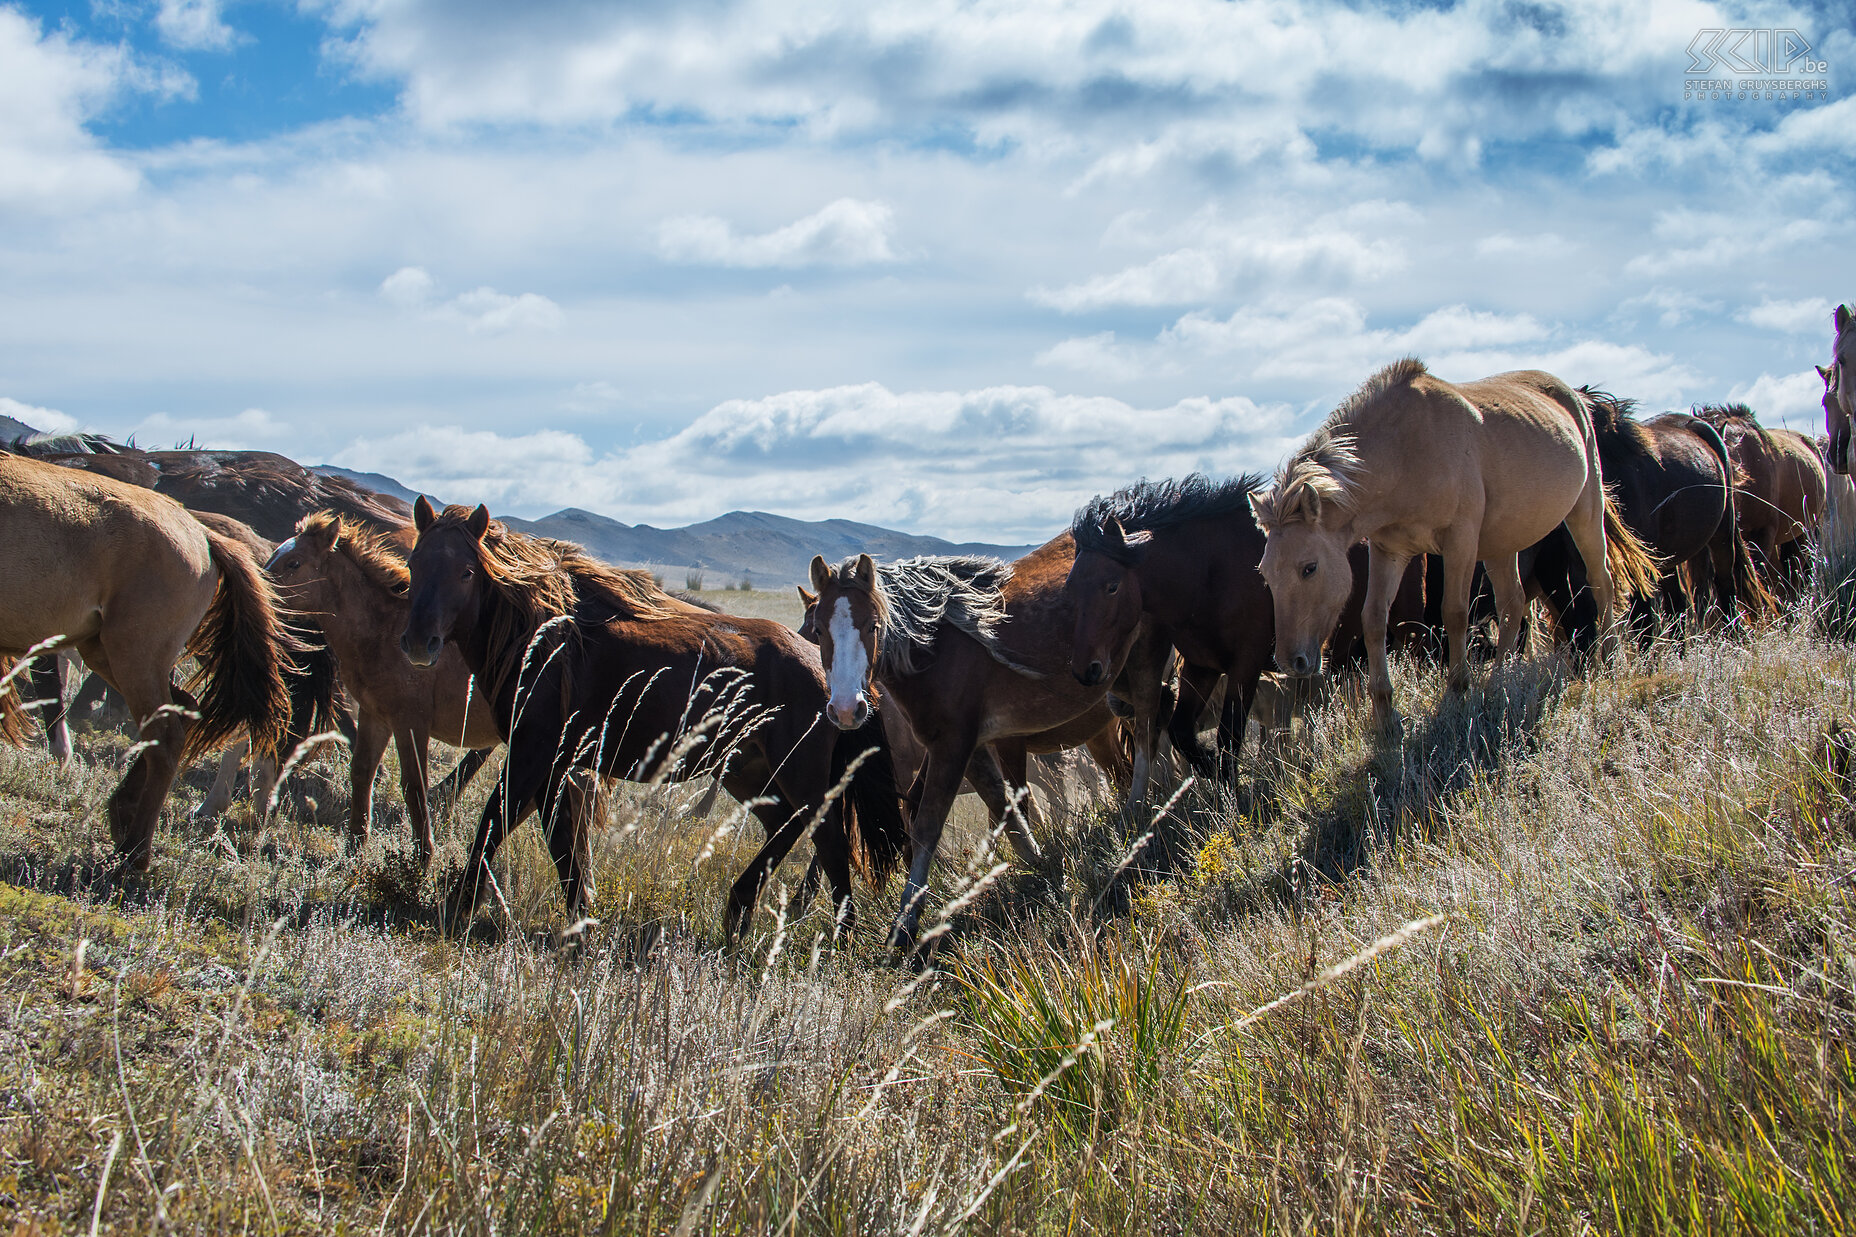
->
[808,538,1161,954]
[1520,391,1767,645]
[1065,474,1428,777]
[1694,403,1826,600]
[0,453,295,867]
[400,499,908,942]
[1252,359,1658,729]
[267,511,511,864]
[1824,304,1855,475]
[797,583,1138,812]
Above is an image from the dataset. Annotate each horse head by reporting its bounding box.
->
[402,495,490,667]
[1252,458,1355,679]
[808,552,880,730]
[1063,516,1148,688]
[795,584,819,643]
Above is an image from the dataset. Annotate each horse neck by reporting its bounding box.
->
[320,552,409,672]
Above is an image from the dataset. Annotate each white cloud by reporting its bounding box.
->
[656,199,897,269]
[133,407,290,450]
[333,424,594,511]
[377,266,563,333]
[1032,332,1150,381]
[1738,296,1835,335]
[1727,369,1829,424]
[0,396,79,436]
[1613,287,1720,328]
[156,0,237,52]
[564,380,624,413]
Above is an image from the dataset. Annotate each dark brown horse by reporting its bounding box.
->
[0,454,295,867]
[808,537,1159,953]
[401,500,908,941]
[268,512,504,863]
[1065,475,1425,776]
[1825,304,1855,475]
[1696,403,1826,599]
[1522,391,1769,645]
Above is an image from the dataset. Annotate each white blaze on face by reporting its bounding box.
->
[826,595,868,721]
[267,536,296,572]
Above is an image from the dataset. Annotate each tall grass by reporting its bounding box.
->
[1,596,1853,1232]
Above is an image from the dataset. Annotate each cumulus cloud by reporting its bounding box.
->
[0,396,79,436]
[333,383,1301,542]
[1738,296,1835,335]
[377,266,563,334]
[1727,369,1830,424]
[656,199,897,269]
[155,0,237,51]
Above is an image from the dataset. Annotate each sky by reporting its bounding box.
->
[0,0,1851,542]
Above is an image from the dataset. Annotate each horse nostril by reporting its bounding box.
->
[400,634,412,658]
[1291,653,1310,675]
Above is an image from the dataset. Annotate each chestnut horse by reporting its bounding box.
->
[267,512,505,863]
[808,539,1161,953]
[1253,360,1658,728]
[1065,474,1427,776]
[401,500,908,941]
[1522,392,1767,644]
[1695,403,1826,600]
[0,453,294,866]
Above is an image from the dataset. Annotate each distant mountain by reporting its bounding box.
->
[311,465,431,507]
[502,508,1038,587]
[318,465,1038,585]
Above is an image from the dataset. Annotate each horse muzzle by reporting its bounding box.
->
[825,696,869,731]
[1071,659,1106,687]
[401,630,444,668]
[1279,649,1320,678]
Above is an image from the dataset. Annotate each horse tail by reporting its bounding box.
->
[1692,419,1777,619]
[834,706,910,887]
[183,528,296,765]
[1601,494,1662,605]
[0,656,36,747]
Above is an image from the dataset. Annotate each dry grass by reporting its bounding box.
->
[2,590,1855,1233]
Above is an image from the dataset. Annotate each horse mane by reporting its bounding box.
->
[1253,358,1423,531]
[1578,385,1656,454]
[298,509,411,595]
[850,554,1032,678]
[1693,402,1761,430]
[1073,472,1269,563]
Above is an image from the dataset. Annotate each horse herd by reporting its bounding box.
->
[2,309,1853,954]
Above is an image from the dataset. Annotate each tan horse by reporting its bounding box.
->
[1252,359,1657,728]
[0,454,294,866]
[267,512,505,864]
[1696,403,1826,599]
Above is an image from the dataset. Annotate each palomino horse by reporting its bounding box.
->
[0,454,294,866]
[808,541,1161,953]
[1065,474,1426,777]
[1253,360,1658,728]
[268,511,506,864]
[400,500,908,941]
[1695,403,1826,600]
[1522,392,1765,644]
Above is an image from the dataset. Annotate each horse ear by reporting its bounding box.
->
[809,555,831,593]
[1839,304,1852,333]
[797,585,817,607]
[413,494,436,532]
[466,504,490,539]
[1822,365,1834,384]
[852,553,877,588]
[1104,517,1129,548]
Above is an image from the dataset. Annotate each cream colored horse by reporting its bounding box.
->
[1252,359,1657,729]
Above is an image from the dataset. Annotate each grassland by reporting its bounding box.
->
[0,585,1853,1234]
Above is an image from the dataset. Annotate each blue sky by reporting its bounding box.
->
[0,0,1850,540]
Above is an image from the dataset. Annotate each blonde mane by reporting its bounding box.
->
[298,509,411,595]
[1253,357,1424,531]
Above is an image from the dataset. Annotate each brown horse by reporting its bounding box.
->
[400,500,908,941]
[1825,304,1856,475]
[267,512,505,863]
[1065,474,1427,776]
[808,539,1156,953]
[1521,392,1767,644]
[1695,403,1826,599]
[0,454,294,866]
[1253,360,1657,728]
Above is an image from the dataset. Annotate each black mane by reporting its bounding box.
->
[1578,385,1655,453]
[1072,472,1267,564]
[1694,401,1761,429]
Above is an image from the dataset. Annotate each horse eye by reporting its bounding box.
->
[393,582,409,594]
[461,567,474,579]
[1106,581,1119,595]
[1301,562,1318,579]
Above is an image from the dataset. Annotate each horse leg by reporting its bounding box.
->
[393,729,435,868]
[1167,662,1224,777]
[88,643,188,873]
[346,710,391,854]
[1084,727,1133,796]
[194,737,249,820]
[430,747,493,819]
[443,773,539,934]
[1369,546,1419,722]
[250,751,281,820]
[1486,553,1528,664]
[30,656,70,765]
[542,772,598,924]
[890,739,974,954]
[68,671,110,724]
[984,740,1044,865]
[1561,481,1618,658]
[722,790,813,946]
